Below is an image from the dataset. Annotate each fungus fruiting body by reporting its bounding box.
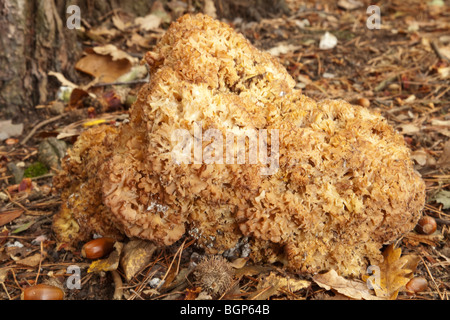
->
[53,14,425,276]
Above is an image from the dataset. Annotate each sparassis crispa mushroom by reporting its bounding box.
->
[53,14,425,276]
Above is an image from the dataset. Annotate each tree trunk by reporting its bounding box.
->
[0,0,155,122]
[0,0,283,122]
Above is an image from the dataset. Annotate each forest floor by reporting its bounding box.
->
[0,0,449,300]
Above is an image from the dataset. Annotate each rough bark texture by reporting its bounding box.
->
[0,0,155,121]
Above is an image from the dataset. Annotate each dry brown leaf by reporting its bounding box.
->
[86,26,120,41]
[88,242,123,273]
[313,269,381,300]
[134,14,161,31]
[410,149,429,166]
[112,15,126,31]
[93,45,137,64]
[75,52,132,83]
[437,140,450,168]
[127,33,152,49]
[203,0,217,18]
[252,272,310,300]
[404,231,444,246]
[0,268,9,283]
[16,252,43,268]
[233,264,273,278]
[184,286,202,300]
[229,257,249,269]
[363,244,419,300]
[397,123,421,135]
[0,210,23,227]
[119,240,156,280]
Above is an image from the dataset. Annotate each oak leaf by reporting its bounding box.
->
[313,269,381,300]
[363,244,419,299]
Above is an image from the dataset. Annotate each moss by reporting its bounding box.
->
[24,162,48,178]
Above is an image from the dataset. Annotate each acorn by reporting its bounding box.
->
[405,277,428,295]
[357,97,370,108]
[415,216,437,235]
[21,284,64,300]
[81,237,115,259]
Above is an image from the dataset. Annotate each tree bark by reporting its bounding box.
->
[0,0,155,121]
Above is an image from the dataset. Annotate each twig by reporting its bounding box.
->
[1,282,11,300]
[20,113,68,145]
[157,239,187,294]
[91,79,148,87]
[111,270,123,300]
[431,41,449,62]
[34,241,44,284]
[420,256,444,300]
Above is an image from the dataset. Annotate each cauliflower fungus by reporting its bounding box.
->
[53,13,425,276]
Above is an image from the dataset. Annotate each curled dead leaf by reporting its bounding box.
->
[119,240,156,281]
[75,50,133,83]
[16,252,43,268]
[313,269,381,300]
[87,241,123,273]
[251,272,310,300]
[0,210,23,227]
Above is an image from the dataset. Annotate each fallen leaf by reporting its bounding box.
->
[86,25,120,42]
[313,269,381,300]
[0,210,23,227]
[410,149,428,166]
[68,88,90,109]
[11,220,35,234]
[203,0,217,18]
[127,32,152,49]
[119,240,156,280]
[437,140,450,169]
[397,123,421,135]
[433,189,450,209]
[404,231,444,246]
[134,14,161,31]
[112,15,126,31]
[230,257,249,269]
[75,52,132,83]
[252,272,310,300]
[150,1,172,24]
[93,44,137,64]
[337,0,364,10]
[88,242,123,273]
[18,178,33,193]
[185,286,202,300]
[0,268,9,283]
[267,43,301,56]
[233,264,273,278]
[363,244,419,299]
[16,252,43,268]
